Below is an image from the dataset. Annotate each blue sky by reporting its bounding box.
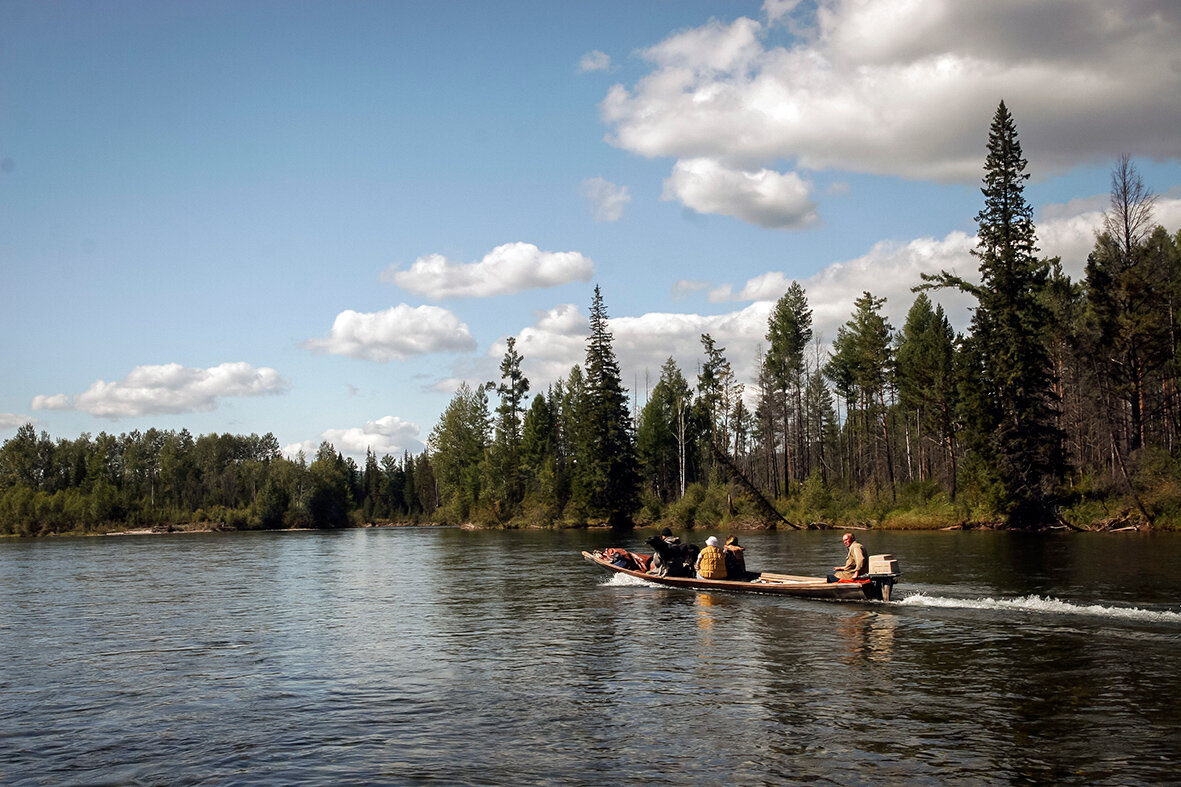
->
[3,0,1180,460]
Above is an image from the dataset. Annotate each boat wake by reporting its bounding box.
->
[602,573,657,587]
[898,593,1181,623]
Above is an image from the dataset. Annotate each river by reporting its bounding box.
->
[1,528,1178,786]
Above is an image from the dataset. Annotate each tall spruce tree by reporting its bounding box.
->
[491,336,530,511]
[922,101,1065,525]
[572,286,640,525]
[763,282,813,497]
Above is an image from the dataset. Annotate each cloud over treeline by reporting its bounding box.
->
[283,415,425,461]
[306,305,477,362]
[493,194,1181,399]
[32,362,289,419]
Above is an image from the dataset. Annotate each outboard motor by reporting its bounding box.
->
[867,554,902,601]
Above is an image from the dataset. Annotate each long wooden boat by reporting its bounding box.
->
[582,549,901,601]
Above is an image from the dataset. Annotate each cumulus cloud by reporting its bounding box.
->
[500,193,1181,403]
[763,0,803,24]
[382,242,594,299]
[504,299,776,401]
[509,243,976,395]
[704,232,979,340]
[32,362,290,420]
[305,304,476,362]
[662,158,818,229]
[1038,194,1181,280]
[505,304,591,385]
[602,1,1181,224]
[1,413,32,429]
[283,415,425,462]
[804,233,979,338]
[672,279,710,300]
[580,177,631,221]
[699,193,1181,348]
[579,50,612,72]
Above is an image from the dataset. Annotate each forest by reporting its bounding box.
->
[3,102,1181,536]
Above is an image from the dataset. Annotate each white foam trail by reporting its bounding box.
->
[899,593,1181,623]
[602,573,655,588]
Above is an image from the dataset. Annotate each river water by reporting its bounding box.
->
[1,528,1178,786]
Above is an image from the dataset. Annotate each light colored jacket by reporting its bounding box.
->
[835,541,868,580]
[695,544,728,579]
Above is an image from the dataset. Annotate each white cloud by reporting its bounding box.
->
[32,362,290,420]
[580,177,631,221]
[1,413,32,429]
[707,232,978,341]
[672,279,709,300]
[500,194,1181,404]
[1038,194,1181,280]
[382,242,594,299]
[305,304,476,362]
[283,415,425,462]
[602,1,1181,225]
[579,50,612,72]
[494,299,771,401]
[507,304,590,385]
[763,0,802,24]
[662,158,818,229]
[709,271,789,303]
[803,232,978,338]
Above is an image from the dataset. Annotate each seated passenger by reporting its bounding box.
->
[723,535,747,580]
[648,528,687,576]
[695,536,728,580]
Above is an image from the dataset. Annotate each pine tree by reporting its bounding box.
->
[429,382,490,522]
[896,293,958,498]
[490,336,530,512]
[825,292,894,496]
[571,286,640,525]
[921,101,1064,524]
[638,357,696,502]
[763,282,813,497]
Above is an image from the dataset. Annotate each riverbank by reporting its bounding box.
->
[92,519,1163,538]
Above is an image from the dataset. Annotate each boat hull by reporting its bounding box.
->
[582,550,898,601]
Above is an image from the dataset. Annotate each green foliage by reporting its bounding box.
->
[256,477,290,529]
[6,132,1181,536]
[570,286,640,525]
[920,101,1065,526]
[637,358,699,503]
[429,382,491,522]
[800,468,832,517]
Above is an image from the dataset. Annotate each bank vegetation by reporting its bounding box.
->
[4,103,1181,536]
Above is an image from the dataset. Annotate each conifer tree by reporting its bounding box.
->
[490,336,530,511]
[429,382,490,521]
[922,101,1064,524]
[825,292,894,495]
[763,282,813,497]
[698,333,741,466]
[896,293,958,498]
[1085,157,1171,452]
[638,357,695,502]
[571,286,640,525]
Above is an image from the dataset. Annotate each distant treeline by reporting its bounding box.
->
[0,427,439,536]
[4,102,1181,536]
